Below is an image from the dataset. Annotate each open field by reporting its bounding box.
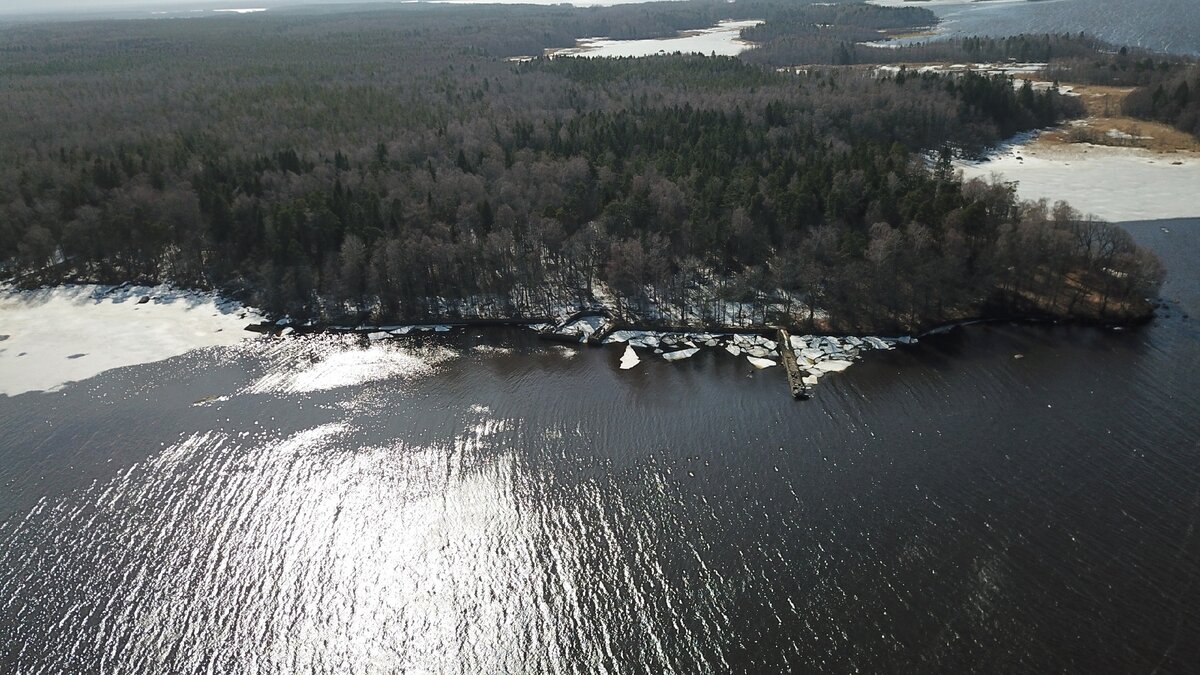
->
[1018,78,1200,153]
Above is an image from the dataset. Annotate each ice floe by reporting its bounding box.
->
[812,359,854,373]
[747,356,777,369]
[600,327,911,391]
[663,347,700,362]
[619,344,641,370]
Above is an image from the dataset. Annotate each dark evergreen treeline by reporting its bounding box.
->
[743,31,1124,68]
[1123,68,1200,137]
[0,2,1164,330]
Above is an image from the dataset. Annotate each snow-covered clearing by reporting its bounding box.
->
[0,284,263,396]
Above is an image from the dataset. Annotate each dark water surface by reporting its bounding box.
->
[1,219,1198,673]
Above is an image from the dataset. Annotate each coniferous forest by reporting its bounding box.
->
[0,0,1179,332]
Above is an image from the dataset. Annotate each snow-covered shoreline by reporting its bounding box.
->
[0,283,264,397]
[956,135,1200,222]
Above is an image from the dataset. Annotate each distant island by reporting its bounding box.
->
[2,0,1193,335]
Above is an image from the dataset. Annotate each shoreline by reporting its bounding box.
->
[248,285,1159,340]
[0,277,1158,400]
[248,305,1157,399]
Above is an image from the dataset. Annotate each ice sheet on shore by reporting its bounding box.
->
[557,315,604,340]
[604,330,638,344]
[388,324,455,335]
[0,284,264,396]
[957,139,1200,221]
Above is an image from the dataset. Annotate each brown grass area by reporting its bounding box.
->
[1018,78,1200,153]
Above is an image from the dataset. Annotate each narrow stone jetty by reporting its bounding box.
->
[776,328,809,399]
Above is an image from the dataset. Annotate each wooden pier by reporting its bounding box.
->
[776,328,810,399]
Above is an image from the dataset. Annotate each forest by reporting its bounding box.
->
[0,0,1171,332]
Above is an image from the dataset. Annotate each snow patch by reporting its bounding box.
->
[0,284,264,397]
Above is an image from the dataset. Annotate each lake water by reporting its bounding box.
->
[908,0,1200,56]
[1,219,1197,672]
[550,19,762,58]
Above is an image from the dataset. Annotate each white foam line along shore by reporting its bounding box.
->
[957,135,1200,222]
[0,284,264,397]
